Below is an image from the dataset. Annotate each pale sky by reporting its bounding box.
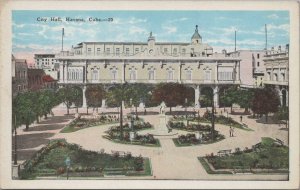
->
[12,10,289,64]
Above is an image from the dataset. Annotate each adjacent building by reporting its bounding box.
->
[12,55,28,97]
[56,26,241,108]
[227,50,265,88]
[34,53,59,80]
[263,45,289,107]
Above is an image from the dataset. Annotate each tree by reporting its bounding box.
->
[57,86,82,115]
[151,83,193,113]
[13,92,36,130]
[86,85,106,112]
[220,86,238,112]
[38,90,56,119]
[235,88,254,113]
[125,83,153,119]
[251,87,280,123]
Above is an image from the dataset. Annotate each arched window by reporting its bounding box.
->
[186,70,192,81]
[167,69,174,80]
[92,69,99,80]
[148,70,155,80]
[129,69,137,81]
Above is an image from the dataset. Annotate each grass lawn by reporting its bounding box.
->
[20,139,152,179]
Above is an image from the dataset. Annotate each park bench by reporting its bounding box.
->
[217,149,231,157]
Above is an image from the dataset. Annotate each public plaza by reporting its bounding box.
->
[14,105,288,180]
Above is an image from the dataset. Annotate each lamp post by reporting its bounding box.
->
[119,82,128,140]
[185,98,188,126]
[211,94,215,141]
[13,115,17,165]
[65,156,71,180]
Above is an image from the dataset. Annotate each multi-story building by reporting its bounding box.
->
[34,54,59,80]
[56,26,241,108]
[263,45,289,107]
[227,50,265,88]
[12,55,28,97]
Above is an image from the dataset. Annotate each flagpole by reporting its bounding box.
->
[62,28,64,51]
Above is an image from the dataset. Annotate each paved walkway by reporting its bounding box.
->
[14,106,289,180]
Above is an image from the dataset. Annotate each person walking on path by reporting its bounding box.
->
[229,126,235,137]
[240,115,243,122]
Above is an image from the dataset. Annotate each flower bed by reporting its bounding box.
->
[199,137,289,174]
[103,121,159,147]
[61,115,119,133]
[19,139,152,179]
[168,121,211,132]
[171,111,252,131]
[173,131,225,147]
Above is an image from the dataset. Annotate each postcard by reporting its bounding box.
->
[0,0,299,189]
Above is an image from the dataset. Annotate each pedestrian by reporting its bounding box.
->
[240,115,243,122]
[231,127,234,137]
[229,126,232,137]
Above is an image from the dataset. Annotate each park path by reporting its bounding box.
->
[14,106,288,180]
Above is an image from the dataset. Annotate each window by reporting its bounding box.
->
[257,54,260,59]
[164,48,168,54]
[267,72,271,80]
[87,48,92,55]
[116,48,120,55]
[106,48,110,54]
[135,48,139,54]
[129,69,137,81]
[257,62,260,67]
[126,48,130,55]
[23,71,26,79]
[218,71,233,80]
[281,73,285,81]
[182,49,186,55]
[97,48,101,55]
[148,70,155,80]
[204,70,211,81]
[167,70,174,80]
[186,70,192,81]
[173,48,177,55]
[273,73,278,81]
[92,69,99,80]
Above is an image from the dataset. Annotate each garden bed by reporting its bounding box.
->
[171,112,252,131]
[198,137,289,174]
[173,132,225,147]
[19,139,152,179]
[60,115,119,133]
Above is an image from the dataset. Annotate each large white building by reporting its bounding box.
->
[56,26,241,108]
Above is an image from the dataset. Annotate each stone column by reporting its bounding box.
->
[82,85,87,108]
[59,62,64,82]
[279,89,283,106]
[286,89,289,106]
[101,99,106,108]
[64,62,68,82]
[194,85,200,108]
[213,86,219,108]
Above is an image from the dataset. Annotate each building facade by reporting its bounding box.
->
[12,56,28,97]
[57,26,241,108]
[34,53,59,80]
[227,50,265,88]
[263,45,289,107]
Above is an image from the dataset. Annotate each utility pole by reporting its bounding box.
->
[62,28,64,51]
[234,30,237,52]
[265,24,268,51]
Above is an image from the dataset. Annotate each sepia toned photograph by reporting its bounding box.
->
[1,0,299,189]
